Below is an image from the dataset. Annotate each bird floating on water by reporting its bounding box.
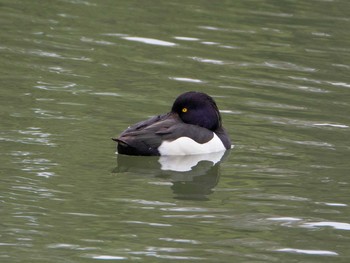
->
[112,91,231,156]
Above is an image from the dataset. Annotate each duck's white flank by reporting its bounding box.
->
[158,133,226,156]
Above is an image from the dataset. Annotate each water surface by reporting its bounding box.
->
[1,0,350,262]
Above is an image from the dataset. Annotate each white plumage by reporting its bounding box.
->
[158,133,226,156]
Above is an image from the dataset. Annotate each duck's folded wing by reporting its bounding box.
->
[114,113,177,155]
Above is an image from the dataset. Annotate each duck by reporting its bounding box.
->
[112,91,231,156]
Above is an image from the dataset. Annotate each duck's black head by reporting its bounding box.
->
[171,91,222,131]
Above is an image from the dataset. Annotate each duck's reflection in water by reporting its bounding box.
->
[114,151,230,200]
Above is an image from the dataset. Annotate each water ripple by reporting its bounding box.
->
[190,56,225,65]
[32,108,78,120]
[80,37,115,45]
[92,255,127,260]
[90,92,120,97]
[174,36,200,41]
[169,77,204,83]
[122,37,176,47]
[283,139,334,148]
[263,116,346,131]
[159,238,201,245]
[327,81,350,88]
[6,127,56,147]
[276,248,338,256]
[263,61,316,72]
[124,221,172,227]
[34,81,89,93]
[28,49,92,61]
[301,221,350,231]
[313,123,349,128]
[116,198,176,206]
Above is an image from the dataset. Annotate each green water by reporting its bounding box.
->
[1,0,350,262]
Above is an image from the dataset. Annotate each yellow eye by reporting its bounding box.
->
[182,107,188,113]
